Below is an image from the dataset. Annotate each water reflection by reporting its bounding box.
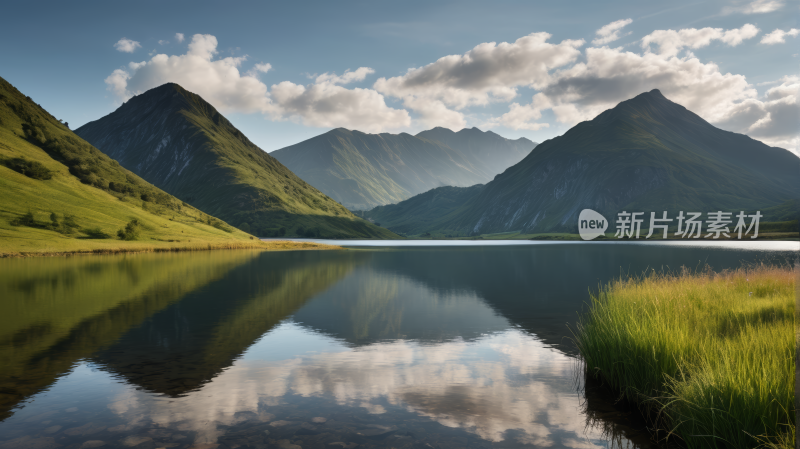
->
[0,244,793,449]
[0,251,262,420]
[91,250,366,396]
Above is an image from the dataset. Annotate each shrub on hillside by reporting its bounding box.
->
[10,211,37,227]
[1,157,53,180]
[117,219,142,241]
[84,227,112,239]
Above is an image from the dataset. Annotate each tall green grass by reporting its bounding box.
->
[576,265,796,448]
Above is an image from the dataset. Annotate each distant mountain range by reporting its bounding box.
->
[0,76,260,253]
[271,127,535,210]
[75,84,396,239]
[366,89,800,236]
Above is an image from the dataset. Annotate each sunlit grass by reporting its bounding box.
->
[576,265,796,448]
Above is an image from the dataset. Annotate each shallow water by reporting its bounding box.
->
[0,243,795,449]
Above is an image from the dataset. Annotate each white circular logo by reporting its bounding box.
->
[578,209,608,240]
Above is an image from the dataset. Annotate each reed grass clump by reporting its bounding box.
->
[576,265,796,449]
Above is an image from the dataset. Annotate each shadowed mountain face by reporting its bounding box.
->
[364,184,485,236]
[364,90,800,235]
[270,127,534,210]
[75,84,396,239]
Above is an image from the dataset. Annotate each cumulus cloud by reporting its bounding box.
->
[114,38,141,53]
[531,48,757,124]
[269,79,410,131]
[489,103,549,131]
[642,24,759,57]
[495,50,797,151]
[175,33,185,43]
[592,19,633,46]
[724,0,785,14]
[104,28,797,149]
[401,97,466,130]
[245,62,272,77]
[158,40,168,45]
[374,33,584,113]
[315,67,375,85]
[761,28,800,44]
[736,76,800,149]
[105,34,408,132]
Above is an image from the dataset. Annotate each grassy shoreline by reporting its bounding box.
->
[0,239,342,258]
[575,265,796,448]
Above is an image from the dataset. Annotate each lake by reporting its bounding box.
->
[0,241,796,449]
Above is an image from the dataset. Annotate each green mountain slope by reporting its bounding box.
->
[366,90,800,235]
[364,185,484,236]
[270,127,534,210]
[75,83,396,239]
[0,76,274,255]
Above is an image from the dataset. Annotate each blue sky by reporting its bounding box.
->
[1,0,798,152]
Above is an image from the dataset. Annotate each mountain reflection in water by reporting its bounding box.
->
[0,244,794,449]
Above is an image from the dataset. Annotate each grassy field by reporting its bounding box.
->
[575,265,796,448]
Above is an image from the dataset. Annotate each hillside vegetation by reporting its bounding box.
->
[271,127,534,210]
[75,84,397,239]
[0,76,336,255]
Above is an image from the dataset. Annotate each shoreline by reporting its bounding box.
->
[0,240,343,258]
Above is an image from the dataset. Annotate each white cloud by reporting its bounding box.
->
[724,0,785,14]
[374,32,584,113]
[499,49,797,152]
[104,29,797,150]
[520,47,758,126]
[158,40,168,45]
[245,62,272,77]
[488,103,550,131]
[106,34,408,133]
[269,80,410,132]
[402,97,466,130]
[736,76,800,150]
[114,38,141,53]
[592,19,633,46]
[761,28,800,44]
[315,67,375,85]
[642,24,759,57]
[175,33,185,43]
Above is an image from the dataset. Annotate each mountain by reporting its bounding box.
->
[0,76,267,255]
[362,184,484,236]
[365,90,800,236]
[270,127,534,210]
[75,83,396,239]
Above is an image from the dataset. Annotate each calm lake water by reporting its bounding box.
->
[0,241,796,449]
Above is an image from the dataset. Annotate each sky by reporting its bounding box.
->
[1,0,798,153]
